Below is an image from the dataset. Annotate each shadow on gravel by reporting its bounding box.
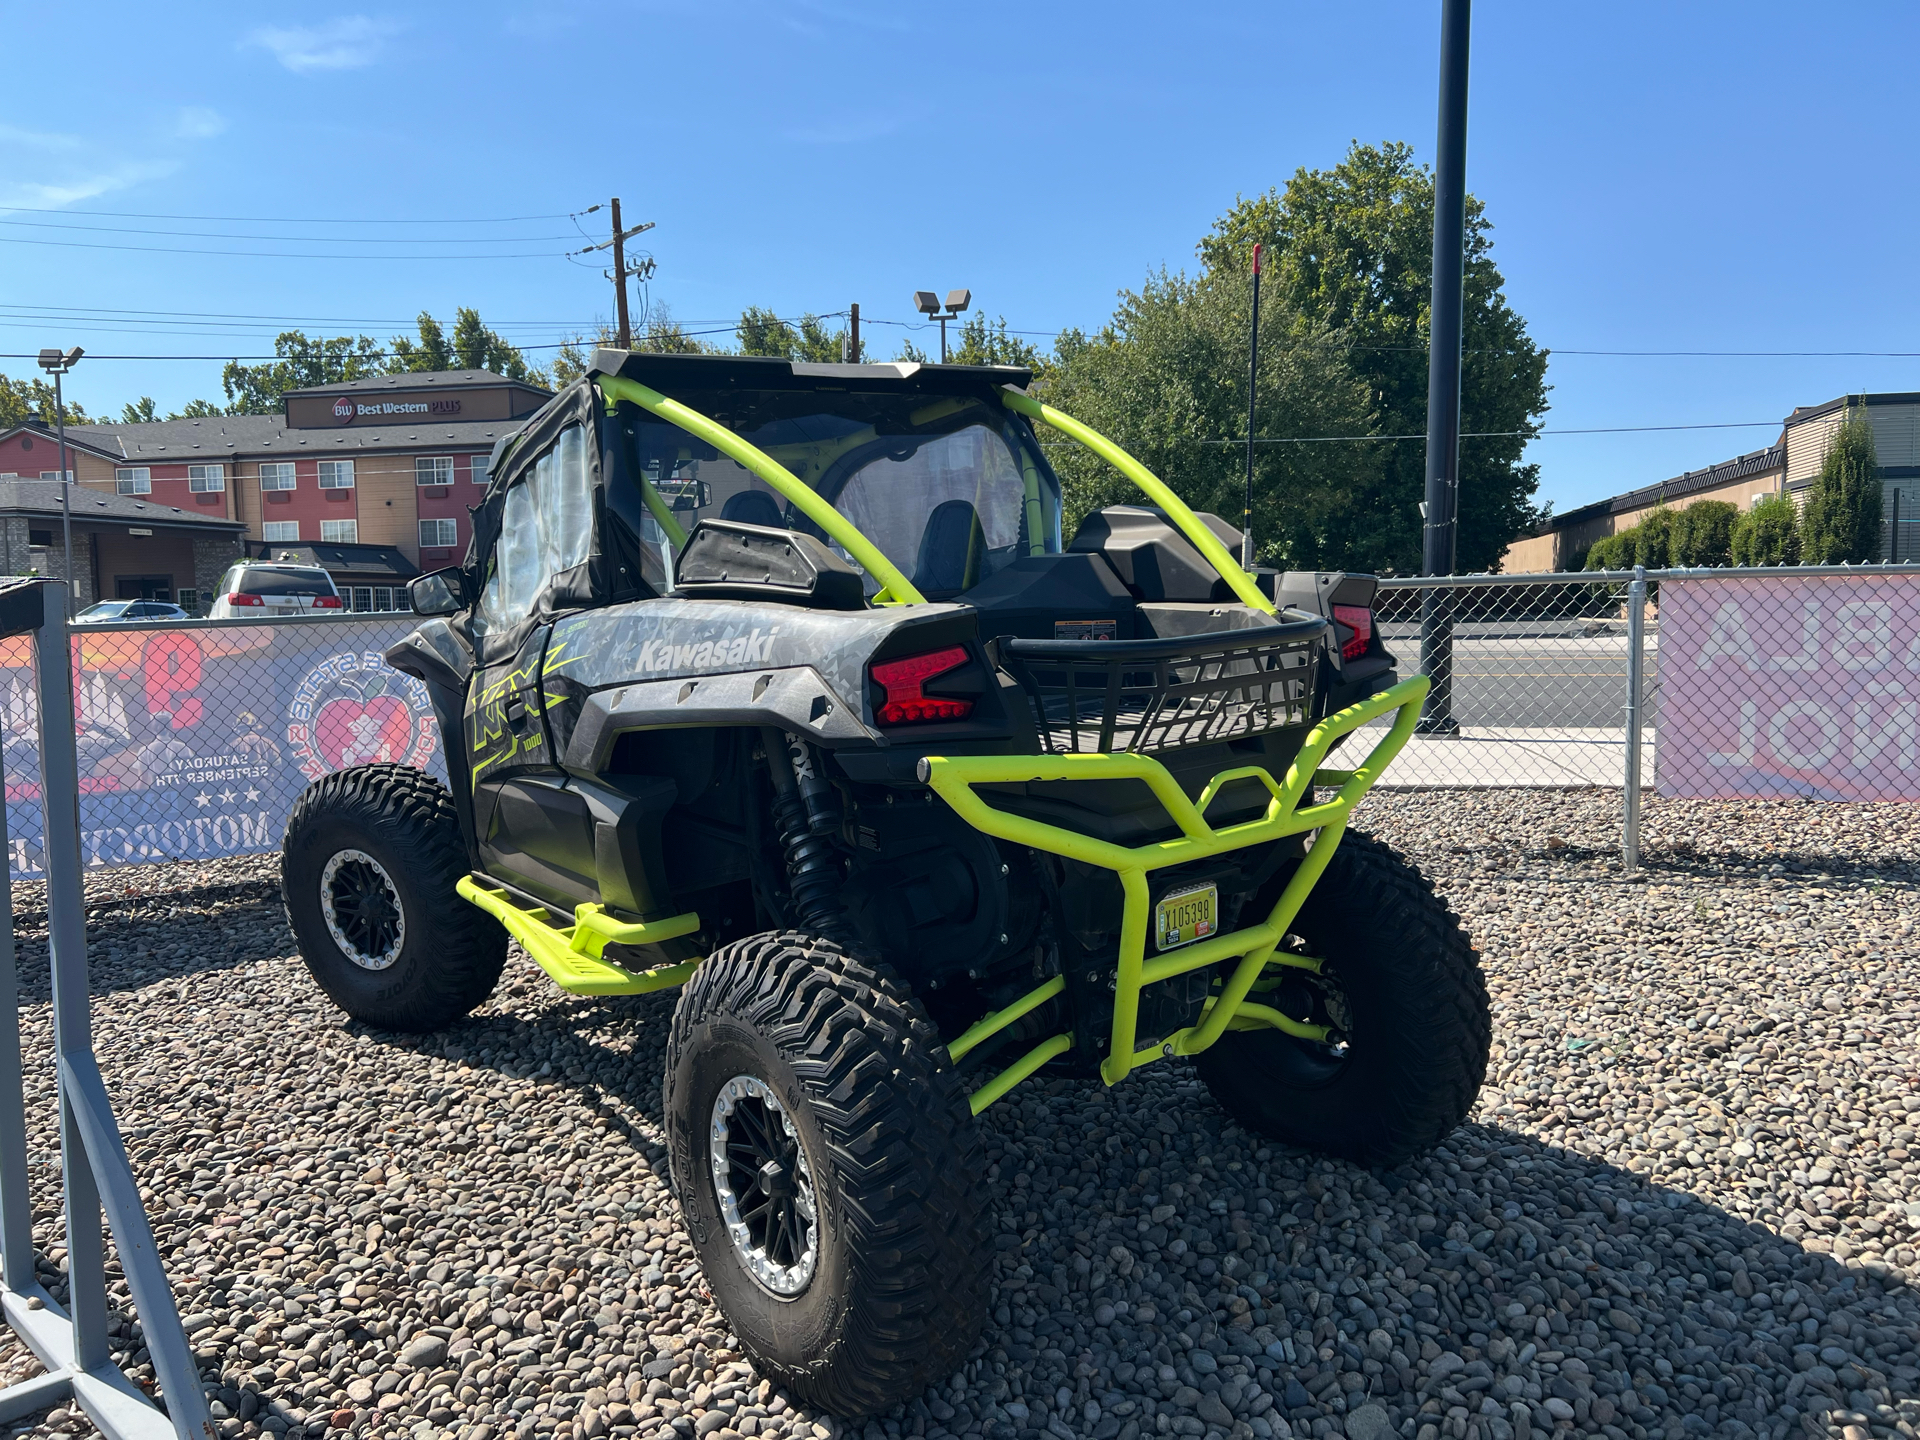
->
[7,878,290,1004]
[358,987,687,1201]
[348,993,1918,1440]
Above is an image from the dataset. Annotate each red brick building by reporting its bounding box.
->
[0,368,549,610]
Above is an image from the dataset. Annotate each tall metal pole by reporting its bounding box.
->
[54,372,74,620]
[1243,243,1262,570]
[850,302,860,363]
[1417,0,1471,735]
[610,197,632,350]
[938,315,948,364]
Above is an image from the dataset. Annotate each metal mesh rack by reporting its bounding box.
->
[993,616,1325,755]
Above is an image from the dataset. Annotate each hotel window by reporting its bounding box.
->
[320,519,358,543]
[262,521,300,543]
[178,588,199,613]
[472,455,490,486]
[260,462,296,491]
[115,467,151,495]
[188,463,225,493]
[41,469,75,484]
[415,456,454,486]
[419,518,459,548]
[317,460,355,490]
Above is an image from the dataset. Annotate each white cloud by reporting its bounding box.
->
[245,16,399,73]
[173,106,227,141]
[0,124,84,152]
[0,160,181,211]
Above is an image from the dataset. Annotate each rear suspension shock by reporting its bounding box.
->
[761,728,852,942]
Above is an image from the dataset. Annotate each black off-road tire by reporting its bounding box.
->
[1194,829,1489,1166]
[663,930,988,1418]
[281,763,506,1031]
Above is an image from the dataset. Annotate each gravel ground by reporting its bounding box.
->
[1,790,1917,1440]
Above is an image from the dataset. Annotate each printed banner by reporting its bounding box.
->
[0,617,444,878]
[1655,575,1920,800]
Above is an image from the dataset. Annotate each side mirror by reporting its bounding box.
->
[409,567,470,617]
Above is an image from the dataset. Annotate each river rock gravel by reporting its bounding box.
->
[0,792,1916,1440]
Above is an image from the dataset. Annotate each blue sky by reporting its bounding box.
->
[4,0,1918,517]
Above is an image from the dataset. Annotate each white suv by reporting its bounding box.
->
[208,562,345,618]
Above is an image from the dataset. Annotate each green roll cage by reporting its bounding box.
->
[458,372,1426,1113]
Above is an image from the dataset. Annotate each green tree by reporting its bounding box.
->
[386,311,453,373]
[948,313,1047,371]
[450,307,535,381]
[1581,531,1630,571]
[1670,499,1737,567]
[1197,141,1550,572]
[1039,264,1376,565]
[1730,493,1800,566]
[120,397,159,424]
[1799,406,1881,563]
[172,398,224,419]
[736,308,847,362]
[549,326,617,389]
[222,332,386,415]
[1631,505,1676,569]
[0,372,91,429]
[635,304,720,356]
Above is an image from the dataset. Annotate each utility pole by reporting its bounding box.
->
[610,198,632,349]
[1417,0,1470,735]
[850,303,860,363]
[1243,243,1262,570]
[579,199,655,349]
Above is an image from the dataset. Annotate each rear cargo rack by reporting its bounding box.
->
[993,614,1325,754]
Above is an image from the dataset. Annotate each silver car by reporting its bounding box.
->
[208,562,345,618]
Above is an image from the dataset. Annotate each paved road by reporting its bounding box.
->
[1376,627,1656,728]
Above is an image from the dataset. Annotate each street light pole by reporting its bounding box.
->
[55,370,72,617]
[37,348,83,619]
[1417,0,1470,735]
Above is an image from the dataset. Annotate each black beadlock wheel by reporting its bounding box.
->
[1193,829,1490,1166]
[663,930,988,1418]
[281,763,506,1031]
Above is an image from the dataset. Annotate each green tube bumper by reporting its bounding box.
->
[921,675,1428,1109]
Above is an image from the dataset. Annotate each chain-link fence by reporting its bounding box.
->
[1376,564,1920,864]
[1,569,1914,881]
[0,613,439,880]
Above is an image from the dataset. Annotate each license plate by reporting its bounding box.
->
[1155,883,1217,951]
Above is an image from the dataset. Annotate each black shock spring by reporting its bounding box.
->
[762,729,852,942]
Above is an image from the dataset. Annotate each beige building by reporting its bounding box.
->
[1502,389,1920,571]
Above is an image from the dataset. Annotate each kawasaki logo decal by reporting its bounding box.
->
[634,629,779,672]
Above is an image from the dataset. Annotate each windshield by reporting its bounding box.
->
[624,390,1064,598]
[79,602,131,618]
[231,567,334,597]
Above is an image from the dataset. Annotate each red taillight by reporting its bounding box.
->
[226,592,264,607]
[1332,604,1373,662]
[312,595,343,608]
[871,646,973,725]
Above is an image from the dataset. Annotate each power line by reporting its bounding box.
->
[0,218,580,244]
[1185,420,1783,445]
[0,236,568,261]
[0,205,577,224]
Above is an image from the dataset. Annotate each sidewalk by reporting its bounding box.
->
[1357,725,1644,787]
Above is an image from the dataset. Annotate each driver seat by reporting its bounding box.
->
[915,499,985,594]
[720,489,785,529]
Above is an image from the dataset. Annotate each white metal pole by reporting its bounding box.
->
[1622,565,1648,871]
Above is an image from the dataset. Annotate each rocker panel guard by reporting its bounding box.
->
[920,675,1429,1112]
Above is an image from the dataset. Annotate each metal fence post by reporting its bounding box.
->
[1622,566,1648,872]
[0,579,214,1440]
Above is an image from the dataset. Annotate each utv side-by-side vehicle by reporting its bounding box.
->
[280,350,1490,1416]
